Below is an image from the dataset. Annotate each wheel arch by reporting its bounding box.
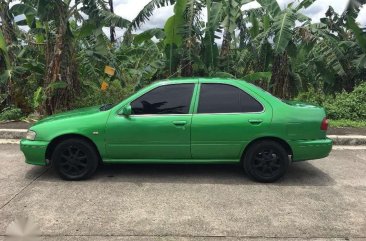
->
[45,134,102,162]
[241,136,293,161]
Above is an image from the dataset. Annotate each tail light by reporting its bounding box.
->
[321,117,328,131]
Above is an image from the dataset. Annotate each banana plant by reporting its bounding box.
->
[163,0,187,75]
[344,0,366,69]
[220,0,252,59]
[17,0,131,114]
[115,40,165,90]
[0,30,11,105]
[123,0,176,45]
[179,0,205,76]
[249,0,315,97]
[201,0,222,72]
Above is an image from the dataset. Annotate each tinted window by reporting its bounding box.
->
[198,84,263,113]
[131,84,194,115]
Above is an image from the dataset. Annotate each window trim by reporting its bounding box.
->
[127,83,197,116]
[195,83,265,115]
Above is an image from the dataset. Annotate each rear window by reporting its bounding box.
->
[198,84,264,113]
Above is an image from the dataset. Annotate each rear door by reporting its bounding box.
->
[191,81,272,160]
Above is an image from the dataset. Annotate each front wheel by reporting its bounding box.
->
[52,138,99,180]
[243,140,290,183]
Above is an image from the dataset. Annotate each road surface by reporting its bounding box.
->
[0,144,365,240]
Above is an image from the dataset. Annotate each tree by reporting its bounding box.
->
[122,0,176,46]
[2,0,366,119]
[22,0,130,114]
[0,0,17,106]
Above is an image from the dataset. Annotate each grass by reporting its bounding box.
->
[329,119,366,128]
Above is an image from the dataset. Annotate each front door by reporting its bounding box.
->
[105,83,195,160]
[191,82,271,160]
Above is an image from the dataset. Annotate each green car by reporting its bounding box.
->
[20,78,332,182]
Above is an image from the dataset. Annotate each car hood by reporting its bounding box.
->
[32,106,102,127]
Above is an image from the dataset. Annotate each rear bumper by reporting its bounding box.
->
[20,139,49,166]
[290,138,333,161]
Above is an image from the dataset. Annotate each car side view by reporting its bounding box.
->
[20,78,332,182]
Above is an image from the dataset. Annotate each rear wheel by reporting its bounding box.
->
[52,138,98,180]
[243,140,289,183]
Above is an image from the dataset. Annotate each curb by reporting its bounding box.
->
[0,129,27,139]
[1,129,366,146]
[327,135,366,146]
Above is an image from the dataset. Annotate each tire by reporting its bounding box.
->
[52,138,99,180]
[243,140,289,183]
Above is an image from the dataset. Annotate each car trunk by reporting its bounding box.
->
[282,100,328,140]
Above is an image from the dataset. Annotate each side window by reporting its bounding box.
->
[198,84,263,114]
[131,84,194,115]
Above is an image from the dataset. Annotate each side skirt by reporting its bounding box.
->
[102,159,240,164]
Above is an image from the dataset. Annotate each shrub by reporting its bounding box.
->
[294,87,326,106]
[295,83,366,121]
[329,119,366,128]
[0,106,24,121]
[74,79,134,108]
[323,83,366,121]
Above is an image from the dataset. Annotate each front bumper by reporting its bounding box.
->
[20,139,49,166]
[290,138,333,161]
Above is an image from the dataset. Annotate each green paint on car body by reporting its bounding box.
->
[20,78,332,166]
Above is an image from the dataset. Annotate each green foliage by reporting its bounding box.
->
[0,107,23,121]
[202,0,222,70]
[33,87,44,109]
[324,83,366,121]
[99,9,131,28]
[1,0,366,120]
[256,0,281,17]
[295,83,366,121]
[295,0,316,11]
[133,28,165,44]
[295,87,326,106]
[272,9,297,54]
[74,80,133,108]
[164,0,187,47]
[244,72,272,83]
[0,30,10,69]
[329,119,366,128]
[128,0,176,31]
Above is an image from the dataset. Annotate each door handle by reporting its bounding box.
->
[173,120,187,126]
[248,119,263,124]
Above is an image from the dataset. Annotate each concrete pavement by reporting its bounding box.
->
[0,144,365,241]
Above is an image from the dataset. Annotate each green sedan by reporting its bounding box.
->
[20,78,332,182]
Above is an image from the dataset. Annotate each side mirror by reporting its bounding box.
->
[120,105,132,116]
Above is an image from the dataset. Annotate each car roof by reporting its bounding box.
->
[154,77,249,86]
[153,77,278,103]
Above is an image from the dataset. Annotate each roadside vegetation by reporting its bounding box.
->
[0,0,365,127]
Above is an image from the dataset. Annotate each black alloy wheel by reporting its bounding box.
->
[52,138,98,180]
[243,140,289,182]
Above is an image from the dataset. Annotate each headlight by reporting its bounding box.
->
[26,130,36,140]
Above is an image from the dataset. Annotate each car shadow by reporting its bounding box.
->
[30,161,335,187]
[279,162,336,186]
